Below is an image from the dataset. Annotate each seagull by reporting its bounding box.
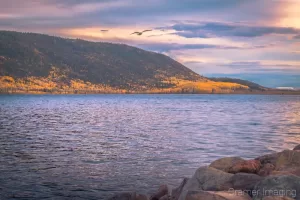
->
[130,30,152,36]
[100,30,109,32]
[147,34,165,38]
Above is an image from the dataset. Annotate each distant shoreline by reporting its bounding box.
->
[1,90,300,95]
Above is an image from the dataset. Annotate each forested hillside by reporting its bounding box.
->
[0,31,249,94]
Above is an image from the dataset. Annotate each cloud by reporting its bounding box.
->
[0,0,281,29]
[138,43,218,52]
[160,21,300,38]
[137,43,243,52]
[220,61,262,69]
[170,31,211,38]
[0,0,131,18]
[220,62,300,73]
[138,41,278,54]
[187,60,300,73]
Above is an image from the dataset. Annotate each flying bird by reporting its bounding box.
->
[130,30,152,36]
[147,34,165,38]
[101,30,109,32]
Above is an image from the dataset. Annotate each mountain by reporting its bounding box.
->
[0,30,250,94]
[209,77,267,91]
[207,73,300,88]
[0,31,203,86]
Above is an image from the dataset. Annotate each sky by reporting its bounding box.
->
[1,0,300,87]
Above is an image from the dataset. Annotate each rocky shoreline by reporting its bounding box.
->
[109,144,300,200]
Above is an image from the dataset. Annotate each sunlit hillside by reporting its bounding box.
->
[0,31,251,94]
[0,75,248,94]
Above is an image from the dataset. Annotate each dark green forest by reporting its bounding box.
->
[0,31,204,89]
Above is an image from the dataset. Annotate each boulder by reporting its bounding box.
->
[228,160,261,174]
[263,196,295,200]
[209,157,245,172]
[293,144,300,151]
[274,150,300,177]
[171,178,189,200]
[274,150,300,170]
[108,192,148,200]
[215,191,252,200]
[137,194,149,200]
[256,150,300,177]
[185,191,227,200]
[256,150,300,170]
[185,190,252,200]
[270,168,300,177]
[151,185,169,200]
[253,175,300,200]
[178,167,234,200]
[158,195,169,200]
[109,193,133,200]
[256,153,280,166]
[229,173,263,192]
[258,163,275,177]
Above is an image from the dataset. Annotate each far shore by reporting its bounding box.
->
[1,90,300,95]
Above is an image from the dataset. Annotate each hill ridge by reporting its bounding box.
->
[0,30,251,94]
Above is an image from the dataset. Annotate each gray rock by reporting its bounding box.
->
[151,185,168,200]
[256,150,300,177]
[109,193,133,200]
[185,190,252,200]
[270,168,300,177]
[230,173,263,192]
[263,196,295,200]
[256,153,280,166]
[171,178,189,200]
[253,175,300,200]
[136,194,149,200]
[159,195,169,200]
[108,192,148,200]
[256,150,300,170]
[214,191,252,200]
[185,191,227,200]
[178,167,234,200]
[210,157,245,172]
[258,163,275,177]
[274,150,300,170]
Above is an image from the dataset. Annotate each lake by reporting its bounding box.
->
[0,94,299,199]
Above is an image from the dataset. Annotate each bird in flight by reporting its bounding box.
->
[130,30,152,36]
[147,34,165,38]
[101,30,109,32]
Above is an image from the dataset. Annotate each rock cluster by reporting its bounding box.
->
[109,145,300,200]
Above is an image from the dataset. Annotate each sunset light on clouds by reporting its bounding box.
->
[1,0,300,87]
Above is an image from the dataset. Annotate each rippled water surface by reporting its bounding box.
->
[0,94,300,199]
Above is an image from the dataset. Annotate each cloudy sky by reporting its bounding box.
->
[1,0,300,87]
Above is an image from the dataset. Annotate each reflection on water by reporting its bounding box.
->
[0,94,299,199]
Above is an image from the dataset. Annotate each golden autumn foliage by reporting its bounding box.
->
[0,73,249,94]
[0,76,126,94]
[0,67,250,94]
[146,77,249,94]
[0,76,248,94]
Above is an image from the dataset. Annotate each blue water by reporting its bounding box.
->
[0,94,299,199]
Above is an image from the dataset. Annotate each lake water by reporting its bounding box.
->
[0,94,299,199]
